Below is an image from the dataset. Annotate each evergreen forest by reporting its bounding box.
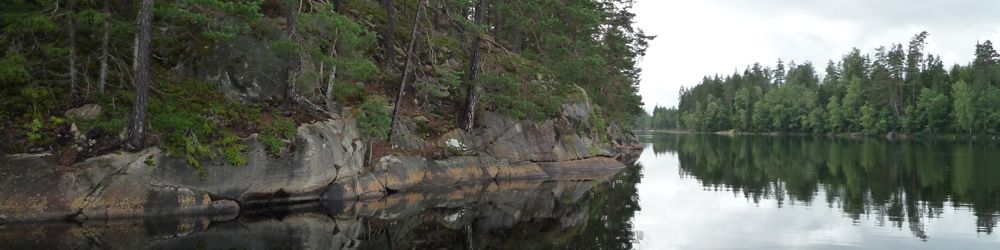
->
[0,0,650,164]
[638,32,1000,136]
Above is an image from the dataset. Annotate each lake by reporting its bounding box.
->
[4,133,1000,249]
[633,132,1000,249]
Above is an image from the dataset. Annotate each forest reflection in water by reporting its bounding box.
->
[642,132,1000,244]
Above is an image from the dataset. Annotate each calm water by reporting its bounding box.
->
[634,133,1000,249]
[5,133,1000,249]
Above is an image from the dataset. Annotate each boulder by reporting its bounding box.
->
[477,112,560,162]
[391,117,427,151]
[606,122,642,154]
[437,129,480,156]
[64,104,102,120]
[298,116,366,182]
[560,101,591,129]
[477,111,613,162]
[413,116,429,124]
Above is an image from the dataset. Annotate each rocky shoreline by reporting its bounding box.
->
[0,172,634,249]
[0,99,641,224]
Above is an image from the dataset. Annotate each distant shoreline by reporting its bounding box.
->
[634,129,1000,142]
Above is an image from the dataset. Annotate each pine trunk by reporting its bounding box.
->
[389,0,425,139]
[127,0,154,150]
[459,0,486,131]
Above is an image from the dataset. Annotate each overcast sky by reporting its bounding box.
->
[633,0,1000,112]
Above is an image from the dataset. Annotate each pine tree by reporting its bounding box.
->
[773,58,786,86]
[459,0,486,131]
[906,31,929,106]
[127,0,154,150]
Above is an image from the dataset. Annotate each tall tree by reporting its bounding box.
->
[973,41,998,87]
[773,58,785,86]
[459,0,485,131]
[887,44,906,118]
[389,0,425,139]
[127,0,154,150]
[906,31,929,106]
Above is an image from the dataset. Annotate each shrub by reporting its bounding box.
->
[260,116,297,155]
[357,98,391,139]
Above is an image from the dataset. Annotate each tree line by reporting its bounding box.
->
[639,32,1000,136]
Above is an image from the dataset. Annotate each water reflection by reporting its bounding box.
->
[10,134,996,249]
[646,133,1000,241]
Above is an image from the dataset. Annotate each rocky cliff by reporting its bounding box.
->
[0,96,639,223]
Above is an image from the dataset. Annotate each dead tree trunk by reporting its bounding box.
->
[68,0,78,99]
[459,0,485,131]
[98,0,110,94]
[127,0,154,150]
[324,46,338,104]
[285,0,300,101]
[389,0,425,139]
